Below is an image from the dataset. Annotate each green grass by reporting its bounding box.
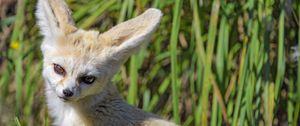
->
[0,0,299,125]
[170,0,183,124]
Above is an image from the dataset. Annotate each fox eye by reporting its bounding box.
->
[80,76,95,84]
[53,64,66,76]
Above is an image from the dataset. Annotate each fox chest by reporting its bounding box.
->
[46,92,90,126]
[60,110,85,126]
[48,103,90,126]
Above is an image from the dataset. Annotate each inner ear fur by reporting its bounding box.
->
[36,0,77,37]
[99,8,162,53]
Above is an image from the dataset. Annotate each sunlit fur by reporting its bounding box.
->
[36,0,176,126]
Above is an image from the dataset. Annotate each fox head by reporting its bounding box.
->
[36,0,162,101]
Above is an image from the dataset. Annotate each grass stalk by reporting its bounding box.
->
[274,0,285,100]
[170,0,183,124]
[199,0,220,125]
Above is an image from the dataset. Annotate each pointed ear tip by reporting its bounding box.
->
[146,8,162,14]
[144,8,163,19]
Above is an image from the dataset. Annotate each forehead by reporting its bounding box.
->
[54,30,104,57]
[49,30,105,66]
[44,30,115,74]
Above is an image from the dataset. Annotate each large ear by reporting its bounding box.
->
[36,0,77,38]
[99,8,162,61]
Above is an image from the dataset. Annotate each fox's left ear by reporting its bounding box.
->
[99,8,162,62]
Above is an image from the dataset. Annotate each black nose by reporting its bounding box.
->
[63,89,73,97]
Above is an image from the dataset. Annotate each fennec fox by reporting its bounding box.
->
[36,0,176,126]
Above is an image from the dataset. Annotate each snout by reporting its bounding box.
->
[56,86,78,101]
[63,88,73,97]
[57,88,75,101]
[56,78,78,100]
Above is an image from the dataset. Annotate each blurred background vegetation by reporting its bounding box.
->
[0,0,299,125]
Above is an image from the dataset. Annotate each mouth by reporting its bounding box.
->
[58,96,69,102]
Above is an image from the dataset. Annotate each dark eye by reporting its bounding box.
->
[53,64,66,76]
[80,76,95,84]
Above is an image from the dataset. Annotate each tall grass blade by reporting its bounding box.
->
[199,0,220,125]
[170,0,183,124]
[274,0,285,100]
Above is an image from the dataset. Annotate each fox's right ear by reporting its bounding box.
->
[36,0,77,38]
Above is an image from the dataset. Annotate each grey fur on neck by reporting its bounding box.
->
[68,83,159,126]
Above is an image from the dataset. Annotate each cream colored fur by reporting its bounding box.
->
[36,0,176,126]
